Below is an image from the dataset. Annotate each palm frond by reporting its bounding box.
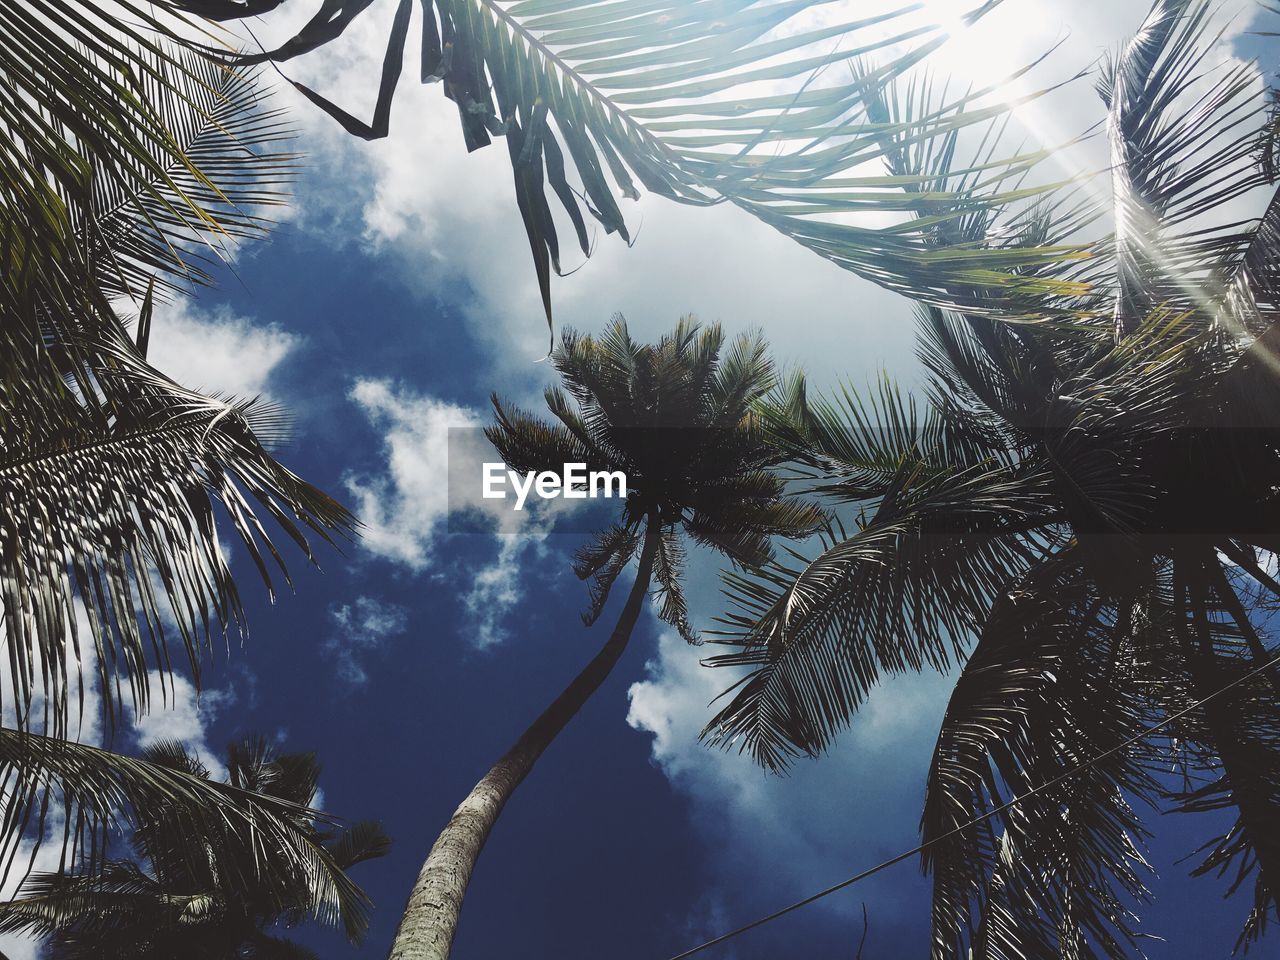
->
[325,820,393,871]
[0,319,353,733]
[486,394,593,474]
[0,863,166,939]
[227,0,1087,330]
[572,524,642,626]
[0,4,282,346]
[1102,0,1273,334]
[85,50,297,301]
[0,728,370,940]
[1167,557,1280,950]
[652,525,697,643]
[1214,183,1280,337]
[701,457,1056,771]
[924,555,1155,960]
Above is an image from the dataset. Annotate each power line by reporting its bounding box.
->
[664,649,1280,960]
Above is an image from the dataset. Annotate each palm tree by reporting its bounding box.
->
[174,0,1084,330]
[0,734,390,958]
[0,8,354,881]
[1,3,281,336]
[387,316,825,960]
[702,0,1280,954]
[0,27,352,735]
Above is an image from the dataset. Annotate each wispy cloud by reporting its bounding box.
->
[327,595,410,685]
[343,378,482,569]
[131,673,234,781]
[462,529,550,651]
[627,630,954,943]
[344,378,557,649]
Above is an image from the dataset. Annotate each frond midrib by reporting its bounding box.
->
[466,0,699,187]
[0,408,232,478]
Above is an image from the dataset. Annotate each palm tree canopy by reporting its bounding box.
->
[0,4,292,333]
[177,0,1090,330]
[487,315,826,640]
[0,734,390,959]
[700,0,1280,954]
[0,31,352,735]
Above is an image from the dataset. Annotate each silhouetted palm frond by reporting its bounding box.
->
[193,0,1091,328]
[0,734,388,957]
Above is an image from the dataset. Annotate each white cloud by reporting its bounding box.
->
[345,379,557,647]
[131,672,233,782]
[627,631,957,938]
[344,378,485,569]
[462,531,550,651]
[145,300,300,401]
[326,595,409,685]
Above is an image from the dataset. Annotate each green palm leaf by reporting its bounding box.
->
[85,50,298,301]
[0,729,365,935]
[0,4,281,335]
[0,316,353,733]
[222,0,1087,332]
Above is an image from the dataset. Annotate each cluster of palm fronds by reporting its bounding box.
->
[702,1,1280,954]
[0,735,390,958]
[207,0,1094,333]
[0,2,373,950]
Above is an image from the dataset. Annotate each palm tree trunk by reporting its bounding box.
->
[387,520,660,960]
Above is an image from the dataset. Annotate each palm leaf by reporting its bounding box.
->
[924,555,1155,960]
[0,317,353,733]
[0,3,274,341]
[1101,0,1273,334]
[85,50,298,301]
[701,457,1056,770]
[229,0,1087,332]
[0,728,370,939]
[1166,559,1280,950]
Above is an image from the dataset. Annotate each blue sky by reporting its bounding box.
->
[9,1,1275,957]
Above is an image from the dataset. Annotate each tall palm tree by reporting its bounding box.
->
[174,0,1084,330]
[0,734,390,958]
[702,0,1280,954]
[387,317,825,960]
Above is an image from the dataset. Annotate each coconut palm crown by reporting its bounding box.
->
[700,1,1280,956]
[488,315,828,641]
[0,735,391,960]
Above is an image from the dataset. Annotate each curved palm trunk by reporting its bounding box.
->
[387,521,660,960]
